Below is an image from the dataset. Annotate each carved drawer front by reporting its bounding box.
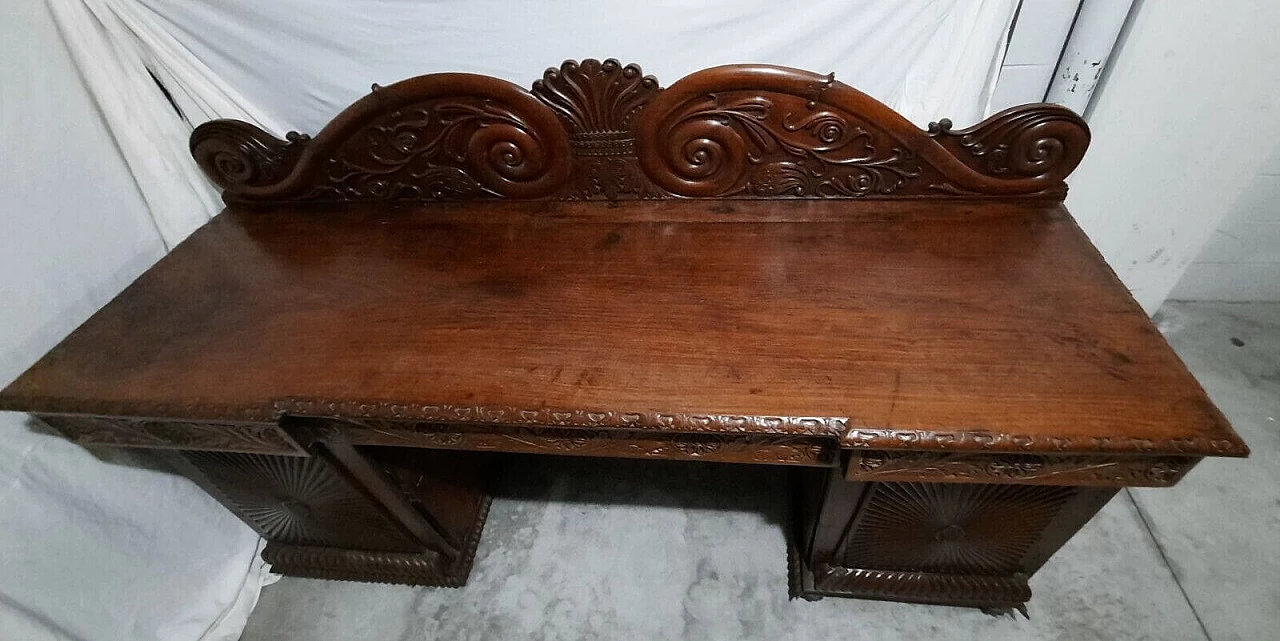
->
[184,452,423,552]
[841,482,1076,575]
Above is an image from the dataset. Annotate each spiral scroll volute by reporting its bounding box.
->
[190,121,306,193]
[945,106,1090,187]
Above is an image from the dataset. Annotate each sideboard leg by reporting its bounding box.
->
[171,442,494,587]
[792,464,1116,609]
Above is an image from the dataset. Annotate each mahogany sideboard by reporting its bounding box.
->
[0,60,1247,612]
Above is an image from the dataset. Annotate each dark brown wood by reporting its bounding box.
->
[0,60,1247,609]
[2,201,1244,458]
[188,59,1088,203]
[304,417,838,467]
[845,450,1200,487]
[167,431,494,586]
[793,465,1118,607]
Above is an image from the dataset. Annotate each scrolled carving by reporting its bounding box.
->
[636,68,923,198]
[928,105,1089,194]
[312,82,572,201]
[317,100,567,200]
[193,73,572,203]
[191,60,1093,203]
[190,121,308,192]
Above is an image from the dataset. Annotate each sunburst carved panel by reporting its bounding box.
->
[842,482,1077,575]
[184,452,421,552]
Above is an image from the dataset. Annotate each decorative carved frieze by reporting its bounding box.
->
[36,414,303,455]
[281,399,845,436]
[190,59,1090,203]
[847,451,1199,487]
[19,402,1247,459]
[840,426,1245,458]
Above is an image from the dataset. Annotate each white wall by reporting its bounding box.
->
[1169,144,1280,300]
[0,1,264,639]
[1065,0,1280,313]
[986,0,1080,113]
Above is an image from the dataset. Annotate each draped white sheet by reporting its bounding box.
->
[5,2,1016,640]
[46,0,286,246]
[2,1,273,639]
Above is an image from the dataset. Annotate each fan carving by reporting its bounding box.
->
[185,452,421,552]
[842,482,1076,575]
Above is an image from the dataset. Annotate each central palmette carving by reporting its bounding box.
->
[191,58,1090,203]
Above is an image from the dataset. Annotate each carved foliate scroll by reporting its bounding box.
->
[192,59,1090,203]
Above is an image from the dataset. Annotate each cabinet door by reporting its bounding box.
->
[839,482,1078,575]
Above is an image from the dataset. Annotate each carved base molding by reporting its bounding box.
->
[263,544,462,587]
[804,564,1031,608]
[263,494,493,587]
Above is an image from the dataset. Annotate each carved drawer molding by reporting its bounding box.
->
[295,417,838,467]
[846,450,1199,487]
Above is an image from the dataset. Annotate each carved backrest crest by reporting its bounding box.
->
[192,59,1089,203]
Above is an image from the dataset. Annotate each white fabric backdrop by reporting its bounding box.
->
[1,2,270,641]
[2,2,1017,640]
[144,0,1015,135]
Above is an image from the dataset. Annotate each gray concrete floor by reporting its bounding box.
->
[239,302,1280,641]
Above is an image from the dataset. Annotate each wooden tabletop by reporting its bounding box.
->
[0,199,1246,457]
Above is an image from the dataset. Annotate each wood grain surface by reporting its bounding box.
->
[0,199,1244,457]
